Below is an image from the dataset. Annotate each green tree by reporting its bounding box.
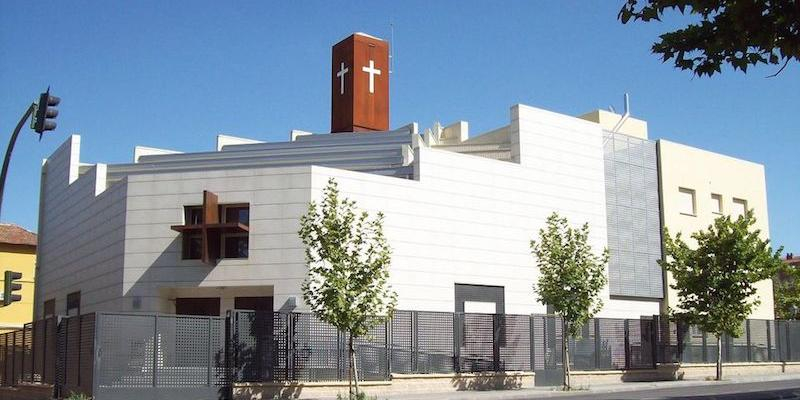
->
[774,261,800,319]
[661,210,783,380]
[299,178,397,398]
[619,0,800,76]
[531,212,608,390]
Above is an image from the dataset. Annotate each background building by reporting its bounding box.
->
[0,224,37,332]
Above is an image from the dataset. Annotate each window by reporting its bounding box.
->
[711,193,723,215]
[66,291,81,316]
[182,206,204,260]
[44,299,55,317]
[225,206,249,225]
[732,198,748,219]
[172,191,250,263]
[678,187,696,216]
[182,233,202,260]
[185,206,203,225]
[222,205,249,259]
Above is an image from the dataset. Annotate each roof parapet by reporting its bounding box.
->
[134,146,181,163]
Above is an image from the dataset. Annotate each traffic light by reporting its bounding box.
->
[3,270,22,306]
[32,87,60,136]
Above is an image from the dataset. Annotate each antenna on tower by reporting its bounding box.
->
[389,20,395,74]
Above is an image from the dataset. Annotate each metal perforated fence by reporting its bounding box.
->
[227,311,666,382]
[0,315,90,395]
[7,311,800,397]
[228,311,389,383]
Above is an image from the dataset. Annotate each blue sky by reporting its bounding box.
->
[1,1,798,253]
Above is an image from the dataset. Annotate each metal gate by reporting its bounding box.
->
[92,312,227,400]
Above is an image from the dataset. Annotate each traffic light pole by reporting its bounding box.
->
[0,103,36,219]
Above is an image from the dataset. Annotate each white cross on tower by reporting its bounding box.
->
[336,62,349,95]
[362,60,381,94]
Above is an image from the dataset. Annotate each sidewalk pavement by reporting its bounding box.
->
[378,373,800,400]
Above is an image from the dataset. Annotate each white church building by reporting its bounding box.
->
[33,33,775,320]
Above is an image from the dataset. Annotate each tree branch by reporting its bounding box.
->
[766,59,791,78]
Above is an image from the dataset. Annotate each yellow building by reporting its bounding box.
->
[0,224,37,333]
[659,140,775,319]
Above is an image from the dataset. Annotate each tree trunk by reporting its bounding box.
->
[350,334,360,398]
[562,319,571,390]
[348,334,354,399]
[716,334,723,381]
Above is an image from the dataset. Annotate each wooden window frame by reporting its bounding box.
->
[171,191,250,265]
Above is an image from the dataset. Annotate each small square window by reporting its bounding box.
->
[224,234,249,258]
[66,291,81,317]
[182,233,202,260]
[185,206,203,225]
[732,198,748,219]
[678,187,696,216]
[44,299,55,317]
[225,206,249,225]
[711,194,723,215]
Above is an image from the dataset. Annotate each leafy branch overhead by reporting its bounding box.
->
[619,0,800,76]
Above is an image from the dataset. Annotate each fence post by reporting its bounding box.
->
[788,322,794,362]
[385,318,391,380]
[492,314,500,372]
[11,331,16,386]
[207,317,213,386]
[20,326,25,384]
[529,315,536,372]
[651,316,659,369]
[92,313,101,399]
[411,311,418,373]
[593,319,601,370]
[766,321,773,362]
[152,315,158,388]
[721,334,727,364]
[55,316,64,398]
[225,311,233,385]
[746,320,752,362]
[33,323,38,383]
[676,320,684,364]
[701,330,708,363]
[335,329,342,381]
[288,313,295,382]
[453,313,461,373]
[1,333,4,386]
[41,320,46,384]
[77,316,83,388]
[623,320,630,370]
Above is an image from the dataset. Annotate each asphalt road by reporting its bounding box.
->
[550,379,800,400]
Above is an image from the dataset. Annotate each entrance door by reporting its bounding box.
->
[175,297,221,316]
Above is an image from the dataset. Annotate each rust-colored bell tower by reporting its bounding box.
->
[331,33,390,133]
